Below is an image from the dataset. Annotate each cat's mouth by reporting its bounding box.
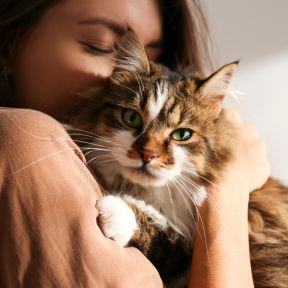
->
[137,164,154,175]
[127,164,157,179]
[121,164,171,187]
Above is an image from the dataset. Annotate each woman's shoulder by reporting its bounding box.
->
[0,108,65,140]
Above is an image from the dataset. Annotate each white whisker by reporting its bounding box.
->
[166,183,177,225]
[173,178,196,228]
[66,128,121,147]
[6,147,79,177]
[177,176,211,266]
[182,172,225,218]
[114,82,138,97]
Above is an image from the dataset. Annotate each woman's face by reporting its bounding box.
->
[10,0,163,117]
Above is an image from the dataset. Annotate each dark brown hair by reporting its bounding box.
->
[0,0,58,59]
[0,0,214,104]
[160,0,213,74]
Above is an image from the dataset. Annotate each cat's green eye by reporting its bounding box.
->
[171,128,193,141]
[122,109,142,129]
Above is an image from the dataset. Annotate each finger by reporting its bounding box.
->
[244,125,259,139]
[223,108,243,123]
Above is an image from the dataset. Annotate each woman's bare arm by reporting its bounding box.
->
[188,109,270,288]
[189,184,253,288]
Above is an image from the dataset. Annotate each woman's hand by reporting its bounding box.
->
[207,108,270,211]
[222,108,270,193]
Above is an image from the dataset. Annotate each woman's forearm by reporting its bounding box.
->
[188,108,269,288]
[188,184,254,288]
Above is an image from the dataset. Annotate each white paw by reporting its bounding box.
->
[96,195,138,247]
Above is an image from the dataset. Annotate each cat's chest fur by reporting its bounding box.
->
[100,159,207,242]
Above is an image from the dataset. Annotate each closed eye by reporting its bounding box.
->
[79,41,114,55]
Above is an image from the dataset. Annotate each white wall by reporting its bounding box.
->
[204,0,288,184]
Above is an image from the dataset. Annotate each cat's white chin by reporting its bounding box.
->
[122,167,169,187]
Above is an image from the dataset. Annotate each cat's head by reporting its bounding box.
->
[70,31,238,188]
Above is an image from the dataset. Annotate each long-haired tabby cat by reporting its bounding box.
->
[64,31,288,288]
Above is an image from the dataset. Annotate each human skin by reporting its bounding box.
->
[10,0,163,117]
[189,109,270,288]
[7,0,270,286]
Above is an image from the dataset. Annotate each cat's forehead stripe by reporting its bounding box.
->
[147,81,169,123]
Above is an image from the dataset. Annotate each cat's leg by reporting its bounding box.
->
[96,195,171,248]
[96,195,192,286]
[95,195,139,247]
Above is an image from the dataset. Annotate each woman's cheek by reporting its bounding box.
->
[14,43,114,116]
[38,55,114,116]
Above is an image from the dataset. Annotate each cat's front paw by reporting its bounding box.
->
[96,195,138,247]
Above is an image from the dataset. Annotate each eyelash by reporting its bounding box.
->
[80,41,113,55]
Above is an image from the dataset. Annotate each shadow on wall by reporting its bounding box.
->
[205,0,288,65]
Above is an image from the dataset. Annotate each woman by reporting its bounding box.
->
[0,0,269,287]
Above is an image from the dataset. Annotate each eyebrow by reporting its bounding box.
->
[78,17,163,49]
[78,17,127,36]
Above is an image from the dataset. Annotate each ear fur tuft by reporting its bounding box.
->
[197,61,239,113]
[112,30,150,79]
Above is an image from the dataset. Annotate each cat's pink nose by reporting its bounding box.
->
[140,149,158,163]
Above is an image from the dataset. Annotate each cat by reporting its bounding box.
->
[64,31,288,288]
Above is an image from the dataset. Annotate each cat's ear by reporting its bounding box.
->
[112,30,150,80]
[197,61,239,114]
